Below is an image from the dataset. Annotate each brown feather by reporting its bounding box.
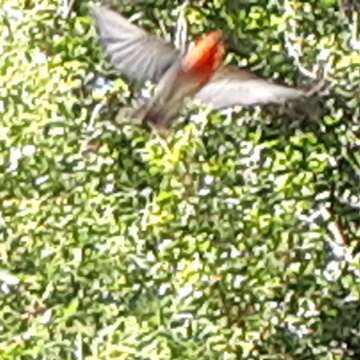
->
[92,6,179,84]
[195,65,304,109]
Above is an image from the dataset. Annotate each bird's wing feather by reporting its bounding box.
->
[195,65,304,109]
[92,6,179,84]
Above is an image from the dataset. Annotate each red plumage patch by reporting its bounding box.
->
[182,31,225,83]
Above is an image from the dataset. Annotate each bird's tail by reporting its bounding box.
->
[114,99,168,130]
[114,99,147,127]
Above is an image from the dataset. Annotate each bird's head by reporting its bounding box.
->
[182,30,225,82]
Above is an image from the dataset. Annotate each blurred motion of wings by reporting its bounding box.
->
[92,6,312,127]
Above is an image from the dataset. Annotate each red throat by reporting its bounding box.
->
[182,30,225,83]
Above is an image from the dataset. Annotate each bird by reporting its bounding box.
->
[92,6,308,129]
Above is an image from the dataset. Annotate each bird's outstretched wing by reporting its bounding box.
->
[195,65,304,109]
[92,6,179,84]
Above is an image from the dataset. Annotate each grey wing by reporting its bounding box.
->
[195,65,305,109]
[92,6,179,84]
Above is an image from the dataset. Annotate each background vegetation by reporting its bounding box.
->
[0,0,359,358]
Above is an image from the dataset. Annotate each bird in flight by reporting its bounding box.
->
[92,6,310,129]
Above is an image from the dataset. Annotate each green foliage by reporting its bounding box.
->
[0,0,359,359]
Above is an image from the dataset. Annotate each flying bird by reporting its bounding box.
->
[92,6,307,128]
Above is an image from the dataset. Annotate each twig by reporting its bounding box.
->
[174,0,190,52]
[63,0,76,19]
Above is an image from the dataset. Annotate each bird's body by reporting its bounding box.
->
[136,30,225,127]
[92,6,307,128]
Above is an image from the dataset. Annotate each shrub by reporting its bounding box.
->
[0,0,359,359]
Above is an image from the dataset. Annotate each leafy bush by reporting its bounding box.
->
[0,0,359,359]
